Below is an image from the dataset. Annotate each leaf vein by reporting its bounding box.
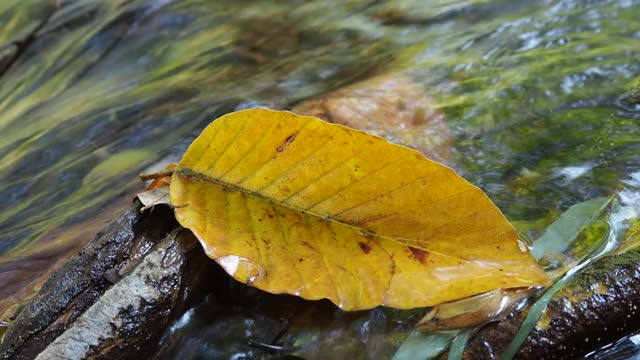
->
[305,151,416,211]
[255,124,337,192]
[281,136,378,202]
[235,120,315,186]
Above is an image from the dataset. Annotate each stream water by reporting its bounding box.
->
[1,0,639,358]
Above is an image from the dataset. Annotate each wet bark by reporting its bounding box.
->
[460,250,640,359]
[0,203,216,360]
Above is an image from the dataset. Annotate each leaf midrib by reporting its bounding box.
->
[174,166,468,261]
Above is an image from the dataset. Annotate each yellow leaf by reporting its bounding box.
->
[170,108,547,310]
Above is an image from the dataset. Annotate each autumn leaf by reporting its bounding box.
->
[169,108,547,310]
[141,163,176,190]
[137,187,171,212]
[137,164,176,211]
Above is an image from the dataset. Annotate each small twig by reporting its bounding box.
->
[248,340,293,353]
[139,168,175,181]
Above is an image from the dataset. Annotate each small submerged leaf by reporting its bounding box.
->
[293,74,452,163]
[416,288,533,332]
[170,108,547,310]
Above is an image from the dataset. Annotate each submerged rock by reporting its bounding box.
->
[294,74,453,164]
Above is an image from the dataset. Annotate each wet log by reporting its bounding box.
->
[460,250,640,359]
[0,203,216,360]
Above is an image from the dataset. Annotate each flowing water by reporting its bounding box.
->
[1,0,639,358]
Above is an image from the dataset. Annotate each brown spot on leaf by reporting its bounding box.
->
[359,242,372,254]
[276,132,298,152]
[301,241,315,251]
[409,246,428,264]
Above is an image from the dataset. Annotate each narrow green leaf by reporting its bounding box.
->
[447,328,473,360]
[530,197,610,260]
[393,330,458,360]
[500,276,568,360]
